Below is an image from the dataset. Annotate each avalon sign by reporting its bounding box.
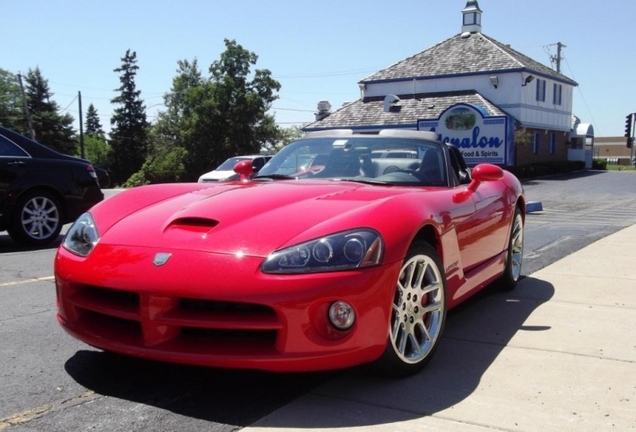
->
[418,103,510,165]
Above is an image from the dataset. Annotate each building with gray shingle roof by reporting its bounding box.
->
[360,32,577,87]
[304,0,592,168]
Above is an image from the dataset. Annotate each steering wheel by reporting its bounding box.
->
[396,169,432,184]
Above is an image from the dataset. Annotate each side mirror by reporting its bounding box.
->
[453,164,504,203]
[234,160,254,181]
[469,163,504,191]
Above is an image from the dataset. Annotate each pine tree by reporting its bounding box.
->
[85,103,104,138]
[126,59,202,185]
[24,67,76,154]
[109,50,149,185]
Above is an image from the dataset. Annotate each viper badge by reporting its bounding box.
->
[153,253,172,267]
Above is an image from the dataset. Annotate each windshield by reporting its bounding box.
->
[216,157,251,170]
[257,136,448,186]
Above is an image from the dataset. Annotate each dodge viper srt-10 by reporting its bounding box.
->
[55,129,525,376]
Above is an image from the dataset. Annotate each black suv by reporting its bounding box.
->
[0,126,104,246]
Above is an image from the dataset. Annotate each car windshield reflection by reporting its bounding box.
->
[257,136,448,187]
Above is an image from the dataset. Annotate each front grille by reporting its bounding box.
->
[66,285,281,355]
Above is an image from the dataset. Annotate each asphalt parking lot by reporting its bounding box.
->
[1,171,635,431]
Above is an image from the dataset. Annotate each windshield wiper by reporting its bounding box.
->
[253,174,296,180]
[338,178,393,185]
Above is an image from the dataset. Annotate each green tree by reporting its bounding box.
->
[180,39,282,178]
[274,125,304,152]
[127,59,203,185]
[84,134,111,168]
[85,103,104,138]
[109,50,149,185]
[125,145,187,187]
[0,69,23,131]
[514,128,532,147]
[24,67,76,154]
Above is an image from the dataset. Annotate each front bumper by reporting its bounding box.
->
[55,244,401,372]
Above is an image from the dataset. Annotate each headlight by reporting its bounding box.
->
[261,229,383,274]
[63,212,100,257]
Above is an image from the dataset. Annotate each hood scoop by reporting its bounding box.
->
[164,217,219,237]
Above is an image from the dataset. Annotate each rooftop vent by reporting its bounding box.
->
[383,94,400,112]
[315,100,332,121]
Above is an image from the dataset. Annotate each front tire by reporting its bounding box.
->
[375,242,447,377]
[8,190,63,246]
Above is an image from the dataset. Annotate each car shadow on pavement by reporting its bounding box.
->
[64,276,554,428]
[64,349,342,426]
[0,232,63,252]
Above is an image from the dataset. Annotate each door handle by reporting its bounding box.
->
[7,161,26,166]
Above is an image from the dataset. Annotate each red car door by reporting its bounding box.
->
[455,178,509,274]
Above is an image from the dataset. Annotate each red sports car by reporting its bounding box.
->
[55,130,525,376]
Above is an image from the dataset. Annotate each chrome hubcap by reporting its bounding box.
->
[390,253,444,364]
[510,212,524,281]
[21,197,60,240]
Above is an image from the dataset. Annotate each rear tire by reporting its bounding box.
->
[498,206,524,290]
[374,242,447,377]
[8,190,63,246]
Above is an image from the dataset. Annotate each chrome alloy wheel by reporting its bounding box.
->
[390,251,445,365]
[20,195,61,241]
[510,211,524,282]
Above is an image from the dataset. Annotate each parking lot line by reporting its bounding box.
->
[0,276,54,287]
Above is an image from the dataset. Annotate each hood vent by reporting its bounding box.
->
[165,217,219,235]
[173,217,219,227]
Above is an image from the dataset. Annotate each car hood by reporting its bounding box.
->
[100,181,412,257]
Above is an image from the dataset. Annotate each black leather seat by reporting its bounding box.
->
[321,149,361,177]
[418,150,443,184]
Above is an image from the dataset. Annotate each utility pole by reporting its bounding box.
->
[78,91,85,159]
[625,113,634,165]
[17,73,36,140]
[549,42,566,73]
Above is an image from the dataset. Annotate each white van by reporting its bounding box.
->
[198,155,272,182]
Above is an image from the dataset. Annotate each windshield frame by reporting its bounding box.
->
[256,135,454,187]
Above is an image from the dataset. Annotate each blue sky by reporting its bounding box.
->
[3,0,634,137]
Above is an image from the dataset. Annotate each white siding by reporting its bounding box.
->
[363,72,573,132]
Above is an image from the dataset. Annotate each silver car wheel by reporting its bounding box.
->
[390,252,445,365]
[510,211,524,282]
[20,195,61,240]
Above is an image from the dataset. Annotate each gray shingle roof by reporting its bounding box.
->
[361,32,578,86]
[304,90,509,130]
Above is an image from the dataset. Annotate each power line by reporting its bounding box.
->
[272,67,383,79]
[564,57,599,135]
[60,94,78,112]
[271,107,314,112]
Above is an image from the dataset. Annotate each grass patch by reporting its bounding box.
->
[605,164,636,172]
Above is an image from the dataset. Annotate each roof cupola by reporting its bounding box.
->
[461,0,482,34]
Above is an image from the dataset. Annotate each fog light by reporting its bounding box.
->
[328,301,355,330]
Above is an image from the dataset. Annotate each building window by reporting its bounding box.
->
[549,133,557,154]
[532,132,542,154]
[553,84,562,105]
[536,79,546,102]
[463,13,479,25]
